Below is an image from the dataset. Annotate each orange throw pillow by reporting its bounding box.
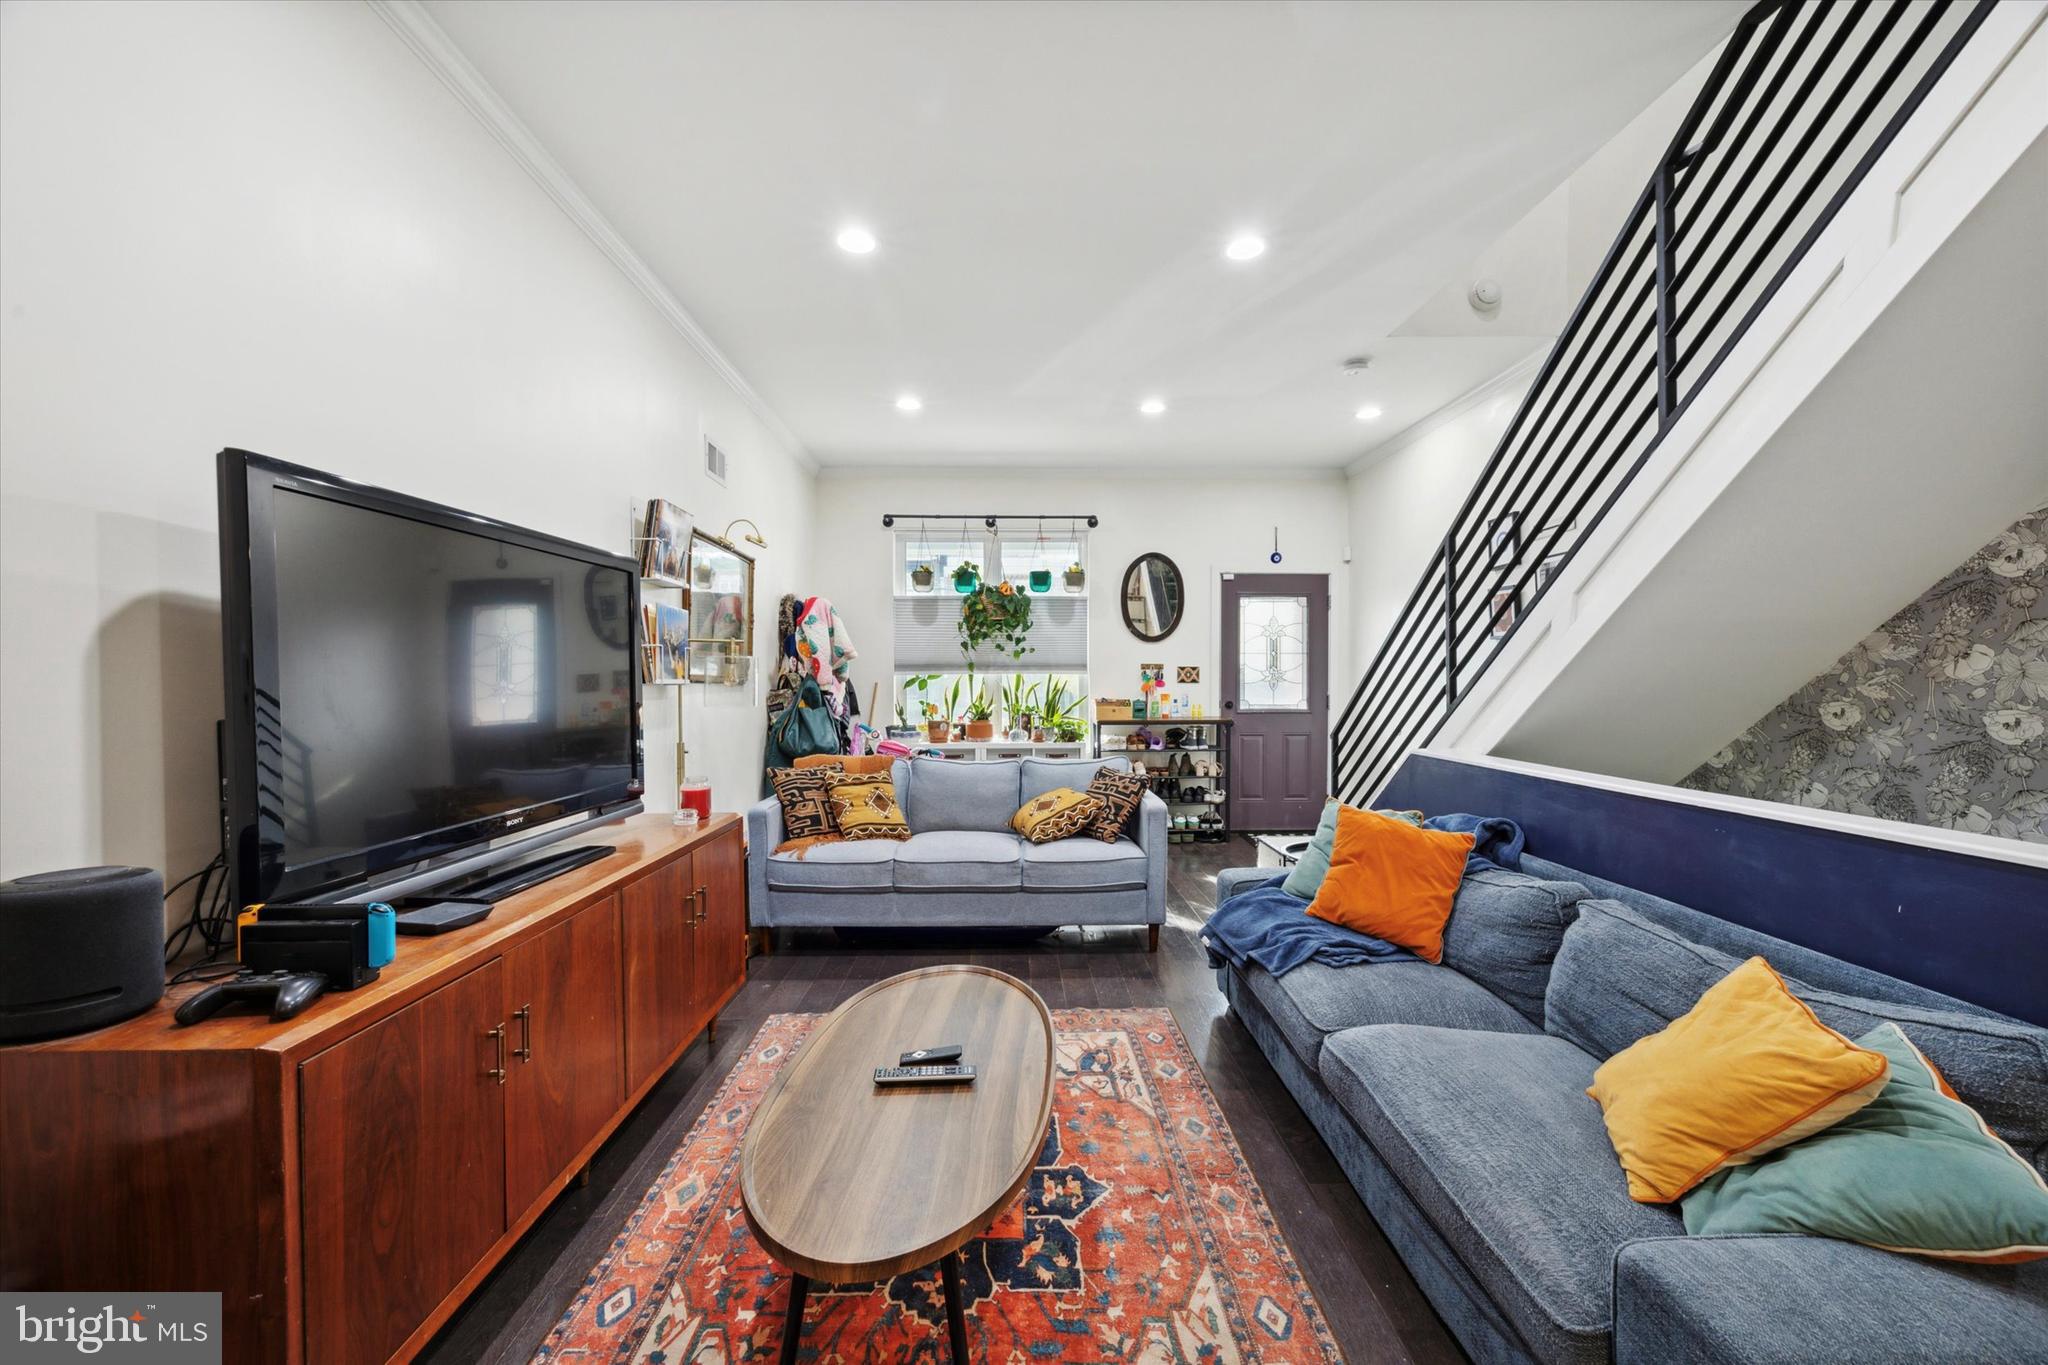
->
[1303,807,1474,963]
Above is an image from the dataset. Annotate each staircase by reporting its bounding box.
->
[1332,0,2033,806]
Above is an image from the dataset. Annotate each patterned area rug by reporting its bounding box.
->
[534,1007,1340,1363]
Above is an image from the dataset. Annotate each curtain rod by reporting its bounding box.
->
[880,513,1099,528]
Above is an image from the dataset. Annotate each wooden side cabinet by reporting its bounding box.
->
[504,896,624,1213]
[300,962,508,1365]
[0,813,746,1365]
[620,854,691,1095]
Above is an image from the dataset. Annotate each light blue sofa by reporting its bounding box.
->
[1212,858,2048,1365]
[747,755,1167,946]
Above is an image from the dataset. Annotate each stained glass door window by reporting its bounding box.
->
[1237,595,1309,711]
[470,602,540,725]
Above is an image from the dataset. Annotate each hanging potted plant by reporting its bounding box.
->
[1063,562,1087,593]
[951,560,980,594]
[1029,567,1053,593]
[957,582,1034,662]
[909,562,936,593]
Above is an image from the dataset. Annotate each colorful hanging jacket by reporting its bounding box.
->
[793,596,858,705]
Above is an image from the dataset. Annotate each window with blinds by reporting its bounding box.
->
[891,529,1089,674]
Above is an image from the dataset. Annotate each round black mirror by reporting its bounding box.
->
[1121,553,1185,641]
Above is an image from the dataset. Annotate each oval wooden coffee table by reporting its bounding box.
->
[741,965,1054,1363]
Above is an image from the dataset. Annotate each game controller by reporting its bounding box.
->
[174,970,328,1025]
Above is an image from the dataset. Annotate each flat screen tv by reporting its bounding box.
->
[218,449,644,908]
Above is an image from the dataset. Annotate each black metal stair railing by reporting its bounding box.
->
[1331,0,1996,806]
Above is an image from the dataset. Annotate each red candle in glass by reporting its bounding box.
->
[678,780,712,823]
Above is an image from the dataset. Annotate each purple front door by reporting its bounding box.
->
[1221,573,1329,832]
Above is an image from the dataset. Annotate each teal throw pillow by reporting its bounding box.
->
[1682,1022,2048,1263]
[1280,801,1422,901]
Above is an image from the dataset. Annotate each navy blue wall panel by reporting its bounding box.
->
[1379,754,2048,1026]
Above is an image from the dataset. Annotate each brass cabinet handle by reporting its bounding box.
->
[513,1004,533,1060]
[695,885,709,923]
[487,1024,508,1084]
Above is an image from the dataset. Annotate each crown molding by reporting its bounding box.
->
[366,0,814,471]
[1344,348,1545,478]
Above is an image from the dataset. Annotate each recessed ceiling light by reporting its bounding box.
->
[895,393,923,413]
[1139,397,1167,416]
[1355,405,1384,421]
[1224,233,1267,262]
[836,225,878,255]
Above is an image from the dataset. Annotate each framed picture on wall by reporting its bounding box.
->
[1489,588,1519,640]
[1487,511,1520,568]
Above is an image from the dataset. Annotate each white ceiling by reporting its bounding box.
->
[422,0,1743,469]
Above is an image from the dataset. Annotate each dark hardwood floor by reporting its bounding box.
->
[420,836,1464,1364]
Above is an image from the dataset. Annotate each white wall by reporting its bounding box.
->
[1343,45,1710,682]
[1343,364,1537,675]
[0,0,814,912]
[811,469,1351,724]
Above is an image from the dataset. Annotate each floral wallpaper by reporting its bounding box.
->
[1679,504,2048,843]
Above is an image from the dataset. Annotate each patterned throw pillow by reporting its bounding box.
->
[1011,787,1107,844]
[829,774,911,841]
[1084,768,1148,843]
[769,764,842,840]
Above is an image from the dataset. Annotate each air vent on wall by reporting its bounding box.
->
[704,439,728,486]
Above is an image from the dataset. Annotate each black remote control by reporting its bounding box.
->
[874,1065,977,1086]
[899,1043,964,1065]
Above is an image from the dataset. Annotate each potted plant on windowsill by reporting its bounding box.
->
[926,676,963,743]
[964,684,996,741]
[894,672,938,739]
[1001,673,1036,741]
[909,563,936,593]
[951,561,980,594]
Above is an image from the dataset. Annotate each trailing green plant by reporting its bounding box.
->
[958,582,1034,661]
[897,672,940,726]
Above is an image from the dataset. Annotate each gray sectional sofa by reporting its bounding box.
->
[747,755,1166,943]
[1212,857,2048,1365]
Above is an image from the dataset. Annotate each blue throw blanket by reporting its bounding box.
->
[1200,815,1526,976]
[1424,812,1524,872]
[1200,874,1415,975]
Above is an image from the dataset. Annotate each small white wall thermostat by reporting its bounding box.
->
[1469,277,1503,312]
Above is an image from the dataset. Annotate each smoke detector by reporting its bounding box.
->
[1340,356,1373,376]
[1469,278,1503,312]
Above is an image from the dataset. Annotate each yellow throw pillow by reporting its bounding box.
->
[1587,956,1890,1203]
[828,774,911,841]
[1012,787,1107,844]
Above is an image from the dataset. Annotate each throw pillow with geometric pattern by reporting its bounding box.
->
[1011,787,1108,844]
[829,774,912,841]
[769,764,842,841]
[1084,767,1148,843]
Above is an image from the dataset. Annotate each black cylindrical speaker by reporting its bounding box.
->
[0,865,165,1041]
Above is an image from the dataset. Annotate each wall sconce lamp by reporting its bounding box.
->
[719,518,768,550]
